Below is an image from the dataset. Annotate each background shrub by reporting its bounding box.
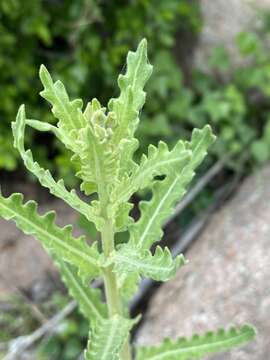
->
[0,0,201,183]
[2,1,270,183]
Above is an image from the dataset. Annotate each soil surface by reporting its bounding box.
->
[0,182,83,300]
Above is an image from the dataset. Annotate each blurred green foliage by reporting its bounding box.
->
[0,0,200,183]
[38,293,88,360]
[2,1,270,179]
[191,25,270,168]
[0,292,88,360]
[0,295,39,342]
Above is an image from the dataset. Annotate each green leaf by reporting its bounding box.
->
[0,193,101,280]
[84,315,135,360]
[236,31,259,56]
[114,202,134,233]
[136,325,256,360]
[112,140,191,205]
[73,100,134,231]
[12,105,103,230]
[109,38,153,173]
[75,123,118,196]
[66,98,123,198]
[25,118,76,151]
[39,64,85,136]
[184,125,216,170]
[118,138,139,178]
[120,271,141,300]
[55,258,107,322]
[129,125,215,249]
[112,244,186,282]
[109,38,153,139]
[251,139,269,163]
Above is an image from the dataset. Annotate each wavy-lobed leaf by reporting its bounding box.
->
[129,125,215,249]
[109,38,153,174]
[109,38,153,140]
[75,123,118,196]
[112,244,186,283]
[0,193,101,280]
[12,105,103,230]
[112,140,191,205]
[120,271,141,300]
[113,202,134,233]
[120,173,192,300]
[85,315,135,360]
[55,258,107,322]
[25,118,76,151]
[136,325,256,360]
[39,64,85,138]
[130,168,193,250]
[118,126,214,296]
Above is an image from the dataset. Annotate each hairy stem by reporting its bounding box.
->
[101,219,122,315]
[101,216,132,360]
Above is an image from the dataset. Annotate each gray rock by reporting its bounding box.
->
[194,0,270,71]
[136,165,270,359]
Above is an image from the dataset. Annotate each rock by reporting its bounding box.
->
[136,165,270,359]
[194,0,270,71]
[0,198,83,298]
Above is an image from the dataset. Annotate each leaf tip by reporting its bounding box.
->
[205,124,217,142]
[16,104,26,122]
[139,38,147,49]
[18,103,25,112]
[39,64,51,85]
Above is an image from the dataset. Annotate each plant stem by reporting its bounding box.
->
[101,217,132,360]
[101,218,122,315]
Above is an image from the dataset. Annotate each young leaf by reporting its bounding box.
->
[0,193,101,280]
[12,105,103,230]
[39,64,85,135]
[136,325,256,360]
[112,140,191,205]
[109,38,153,174]
[55,258,107,322]
[112,245,186,282]
[75,123,118,196]
[109,38,153,140]
[84,315,135,360]
[129,125,215,250]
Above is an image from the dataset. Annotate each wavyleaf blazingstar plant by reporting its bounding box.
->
[0,39,256,359]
